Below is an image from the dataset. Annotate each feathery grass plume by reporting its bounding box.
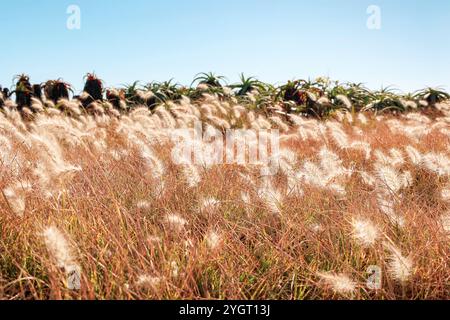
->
[208,115,231,130]
[374,150,391,166]
[217,104,229,116]
[377,194,405,227]
[138,90,155,102]
[442,188,450,202]
[422,152,450,176]
[247,111,256,123]
[269,116,289,132]
[27,131,82,195]
[317,96,330,105]
[419,99,430,107]
[336,95,352,110]
[138,142,165,182]
[136,200,151,210]
[241,191,251,205]
[45,107,61,116]
[258,183,283,215]
[197,83,209,91]
[107,107,121,118]
[306,91,317,102]
[317,272,356,296]
[403,112,431,124]
[374,149,404,168]
[405,145,422,165]
[359,171,376,187]
[351,218,380,247]
[204,230,221,250]
[165,213,188,232]
[223,86,233,96]
[155,106,177,128]
[22,107,34,117]
[298,161,325,188]
[31,97,44,113]
[357,113,368,125]
[87,102,105,115]
[327,122,350,149]
[170,261,179,278]
[2,185,27,217]
[440,212,450,234]
[136,275,162,290]
[43,99,55,109]
[232,105,246,119]
[319,148,352,193]
[130,106,151,118]
[181,163,201,188]
[402,100,418,109]
[59,99,82,116]
[287,114,304,127]
[42,226,78,270]
[267,149,297,176]
[200,197,221,211]
[384,242,413,283]
[307,222,323,233]
[389,148,405,166]
[375,164,409,194]
[200,104,213,117]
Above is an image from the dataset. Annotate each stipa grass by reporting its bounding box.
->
[0,97,449,300]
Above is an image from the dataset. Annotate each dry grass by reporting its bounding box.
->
[0,96,449,300]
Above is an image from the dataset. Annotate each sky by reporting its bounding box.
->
[0,0,449,93]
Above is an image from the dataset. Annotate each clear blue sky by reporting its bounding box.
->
[0,0,448,93]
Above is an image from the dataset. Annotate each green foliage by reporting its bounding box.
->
[5,73,448,118]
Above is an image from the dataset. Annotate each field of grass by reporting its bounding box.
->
[0,83,449,299]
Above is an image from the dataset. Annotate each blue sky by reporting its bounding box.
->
[0,0,449,93]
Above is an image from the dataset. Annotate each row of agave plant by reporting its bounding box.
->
[0,72,449,117]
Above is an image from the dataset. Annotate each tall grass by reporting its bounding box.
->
[0,95,449,300]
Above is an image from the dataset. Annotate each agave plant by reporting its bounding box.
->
[144,79,185,107]
[325,82,371,112]
[118,81,159,109]
[11,74,34,109]
[1,87,9,100]
[0,85,9,106]
[414,87,450,106]
[32,84,42,100]
[189,72,232,100]
[106,88,126,109]
[42,79,73,104]
[158,79,182,99]
[242,82,278,111]
[344,82,372,108]
[276,79,328,116]
[82,73,104,106]
[0,86,4,108]
[122,81,142,103]
[230,74,266,96]
[192,72,226,88]
[361,86,406,113]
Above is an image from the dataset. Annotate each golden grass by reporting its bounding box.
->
[0,98,449,300]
